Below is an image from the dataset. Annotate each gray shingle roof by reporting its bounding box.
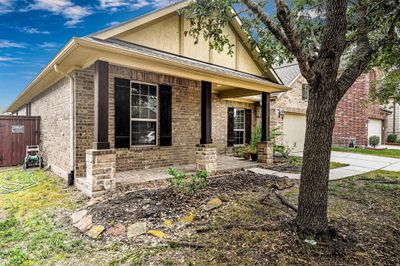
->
[273,63,301,86]
[83,37,280,86]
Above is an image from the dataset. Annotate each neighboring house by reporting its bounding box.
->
[6,1,288,197]
[386,99,400,137]
[271,63,390,151]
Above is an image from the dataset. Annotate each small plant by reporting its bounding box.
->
[167,167,208,195]
[250,124,262,150]
[288,156,302,166]
[387,134,397,143]
[167,167,187,193]
[369,135,380,148]
[274,144,293,158]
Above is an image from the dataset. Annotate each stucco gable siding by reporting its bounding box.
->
[113,13,263,77]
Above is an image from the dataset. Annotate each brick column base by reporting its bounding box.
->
[196,144,217,172]
[258,141,273,166]
[78,149,116,198]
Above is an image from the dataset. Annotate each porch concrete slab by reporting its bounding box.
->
[116,155,260,186]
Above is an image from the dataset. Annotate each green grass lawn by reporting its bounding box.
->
[289,156,349,169]
[332,147,400,158]
[1,167,399,265]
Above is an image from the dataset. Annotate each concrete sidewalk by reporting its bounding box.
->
[248,151,400,180]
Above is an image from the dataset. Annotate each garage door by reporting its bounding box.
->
[282,114,307,153]
[368,119,382,145]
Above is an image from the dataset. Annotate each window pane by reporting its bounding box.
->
[140,96,149,107]
[131,121,156,145]
[149,86,157,96]
[140,107,149,119]
[131,95,140,107]
[149,97,157,119]
[234,109,245,130]
[131,107,140,118]
[140,84,149,95]
[234,131,244,145]
[131,83,140,94]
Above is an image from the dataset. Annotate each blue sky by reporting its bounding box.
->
[0,0,176,111]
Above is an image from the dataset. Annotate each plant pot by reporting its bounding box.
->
[243,153,251,160]
[250,153,258,161]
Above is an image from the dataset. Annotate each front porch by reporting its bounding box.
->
[77,59,283,197]
[116,155,260,188]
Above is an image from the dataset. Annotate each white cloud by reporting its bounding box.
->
[0,56,19,62]
[0,40,25,48]
[107,21,121,26]
[38,42,58,49]
[131,0,150,10]
[100,0,128,9]
[98,0,175,11]
[151,0,174,8]
[20,27,50,34]
[27,0,92,26]
[0,0,14,14]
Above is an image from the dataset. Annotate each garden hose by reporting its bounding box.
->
[0,169,38,194]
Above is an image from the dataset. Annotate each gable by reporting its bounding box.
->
[101,12,265,77]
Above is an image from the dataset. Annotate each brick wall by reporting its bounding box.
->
[30,77,72,178]
[74,64,258,176]
[74,67,95,177]
[212,94,257,153]
[333,72,388,147]
[108,64,201,173]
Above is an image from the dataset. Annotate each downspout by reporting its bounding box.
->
[54,64,75,186]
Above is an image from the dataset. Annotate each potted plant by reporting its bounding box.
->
[239,145,251,160]
[248,146,258,161]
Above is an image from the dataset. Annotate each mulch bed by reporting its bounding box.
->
[86,171,400,265]
[89,171,293,227]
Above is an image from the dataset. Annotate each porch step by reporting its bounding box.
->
[116,178,169,194]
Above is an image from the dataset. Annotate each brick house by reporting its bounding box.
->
[271,63,390,151]
[6,1,289,197]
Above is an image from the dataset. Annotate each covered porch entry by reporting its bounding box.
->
[68,38,289,197]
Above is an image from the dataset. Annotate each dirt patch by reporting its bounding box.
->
[87,170,400,265]
[267,162,302,173]
[89,171,293,228]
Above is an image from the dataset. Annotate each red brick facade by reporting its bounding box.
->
[333,71,388,147]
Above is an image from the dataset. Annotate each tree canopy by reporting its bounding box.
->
[184,0,400,233]
[185,0,399,92]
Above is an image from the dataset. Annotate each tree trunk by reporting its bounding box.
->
[296,84,339,233]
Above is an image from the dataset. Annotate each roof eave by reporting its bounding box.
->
[7,38,80,112]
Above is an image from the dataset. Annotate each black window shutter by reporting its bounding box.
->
[159,85,172,146]
[245,109,252,144]
[227,107,234,146]
[115,78,130,148]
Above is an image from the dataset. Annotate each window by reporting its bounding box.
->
[130,82,158,146]
[233,108,245,145]
[302,84,310,101]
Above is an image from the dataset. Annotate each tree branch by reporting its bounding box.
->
[316,0,348,82]
[337,3,400,99]
[241,0,314,81]
[274,0,314,81]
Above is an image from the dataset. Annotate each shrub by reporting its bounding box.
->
[250,124,262,150]
[387,134,397,143]
[167,167,208,195]
[369,135,380,148]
